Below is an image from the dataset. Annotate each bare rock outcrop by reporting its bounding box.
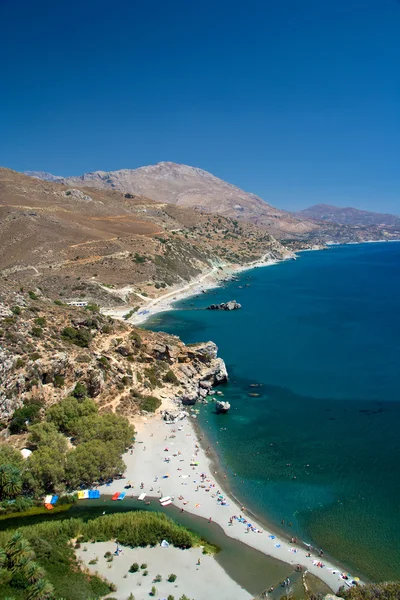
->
[174,341,228,405]
[207,300,241,311]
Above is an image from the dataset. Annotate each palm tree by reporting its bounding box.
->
[3,472,22,498]
[24,561,45,584]
[6,534,34,567]
[25,578,55,600]
[0,547,7,569]
[4,531,23,558]
[10,554,33,575]
[0,465,21,499]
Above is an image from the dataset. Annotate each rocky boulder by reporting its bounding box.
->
[206,300,241,311]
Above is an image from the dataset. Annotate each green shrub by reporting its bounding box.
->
[339,582,400,600]
[130,330,142,347]
[30,352,41,361]
[53,374,65,388]
[85,303,100,313]
[168,573,177,582]
[8,398,44,434]
[28,290,39,300]
[154,574,162,582]
[61,326,92,347]
[163,370,178,384]
[140,395,161,413]
[14,357,25,368]
[129,562,139,573]
[140,564,147,570]
[150,586,157,596]
[31,326,43,338]
[11,306,21,315]
[35,316,46,326]
[72,382,87,399]
[54,299,64,306]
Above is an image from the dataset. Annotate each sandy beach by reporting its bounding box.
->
[77,541,252,600]
[101,253,285,326]
[98,411,361,595]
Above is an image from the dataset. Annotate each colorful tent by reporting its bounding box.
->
[117,492,126,500]
[50,495,58,505]
[111,492,120,501]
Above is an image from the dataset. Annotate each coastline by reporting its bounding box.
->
[96,241,398,591]
[101,253,287,326]
[97,409,362,594]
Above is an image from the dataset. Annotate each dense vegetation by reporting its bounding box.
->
[339,582,400,600]
[0,388,134,504]
[0,512,207,599]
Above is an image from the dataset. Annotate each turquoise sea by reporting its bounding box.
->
[146,243,400,581]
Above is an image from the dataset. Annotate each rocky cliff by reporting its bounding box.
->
[0,283,227,426]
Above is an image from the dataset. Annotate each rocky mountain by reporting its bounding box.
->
[26,162,319,238]
[298,203,400,228]
[24,171,64,182]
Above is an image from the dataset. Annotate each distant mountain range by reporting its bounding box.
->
[24,162,318,238]
[24,163,400,242]
[298,203,399,228]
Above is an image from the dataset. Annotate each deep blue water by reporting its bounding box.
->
[146,243,400,581]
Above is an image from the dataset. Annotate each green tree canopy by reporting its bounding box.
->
[46,396,97,435]
[23,447,66,496]
[73,413,134,454]
[0,446,24,469]
[28,422,68,454]
[66,440,124,487]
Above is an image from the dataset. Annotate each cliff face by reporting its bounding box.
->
[0,284,227,425]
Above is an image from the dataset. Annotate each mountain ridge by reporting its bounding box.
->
[298,203,400,228]
[25,162,318,238]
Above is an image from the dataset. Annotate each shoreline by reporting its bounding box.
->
[103,240,400,327]
[101,253,288,326]
[97,242,394,592]
[97,411,363,594]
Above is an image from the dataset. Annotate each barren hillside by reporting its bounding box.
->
[0,168,287,308]
[28,162,319,238]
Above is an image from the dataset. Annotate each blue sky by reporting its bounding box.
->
[1,0,399,212]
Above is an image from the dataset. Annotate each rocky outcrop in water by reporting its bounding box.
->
[206,300,241,311]
[216,400,231,413]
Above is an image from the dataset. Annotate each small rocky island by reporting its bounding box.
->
[216,400,231,413]
[206,300,241,311]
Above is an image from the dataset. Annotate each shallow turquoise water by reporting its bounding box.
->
[146,243,400,581]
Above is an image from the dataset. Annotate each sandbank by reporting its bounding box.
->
[77,541,251,600]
